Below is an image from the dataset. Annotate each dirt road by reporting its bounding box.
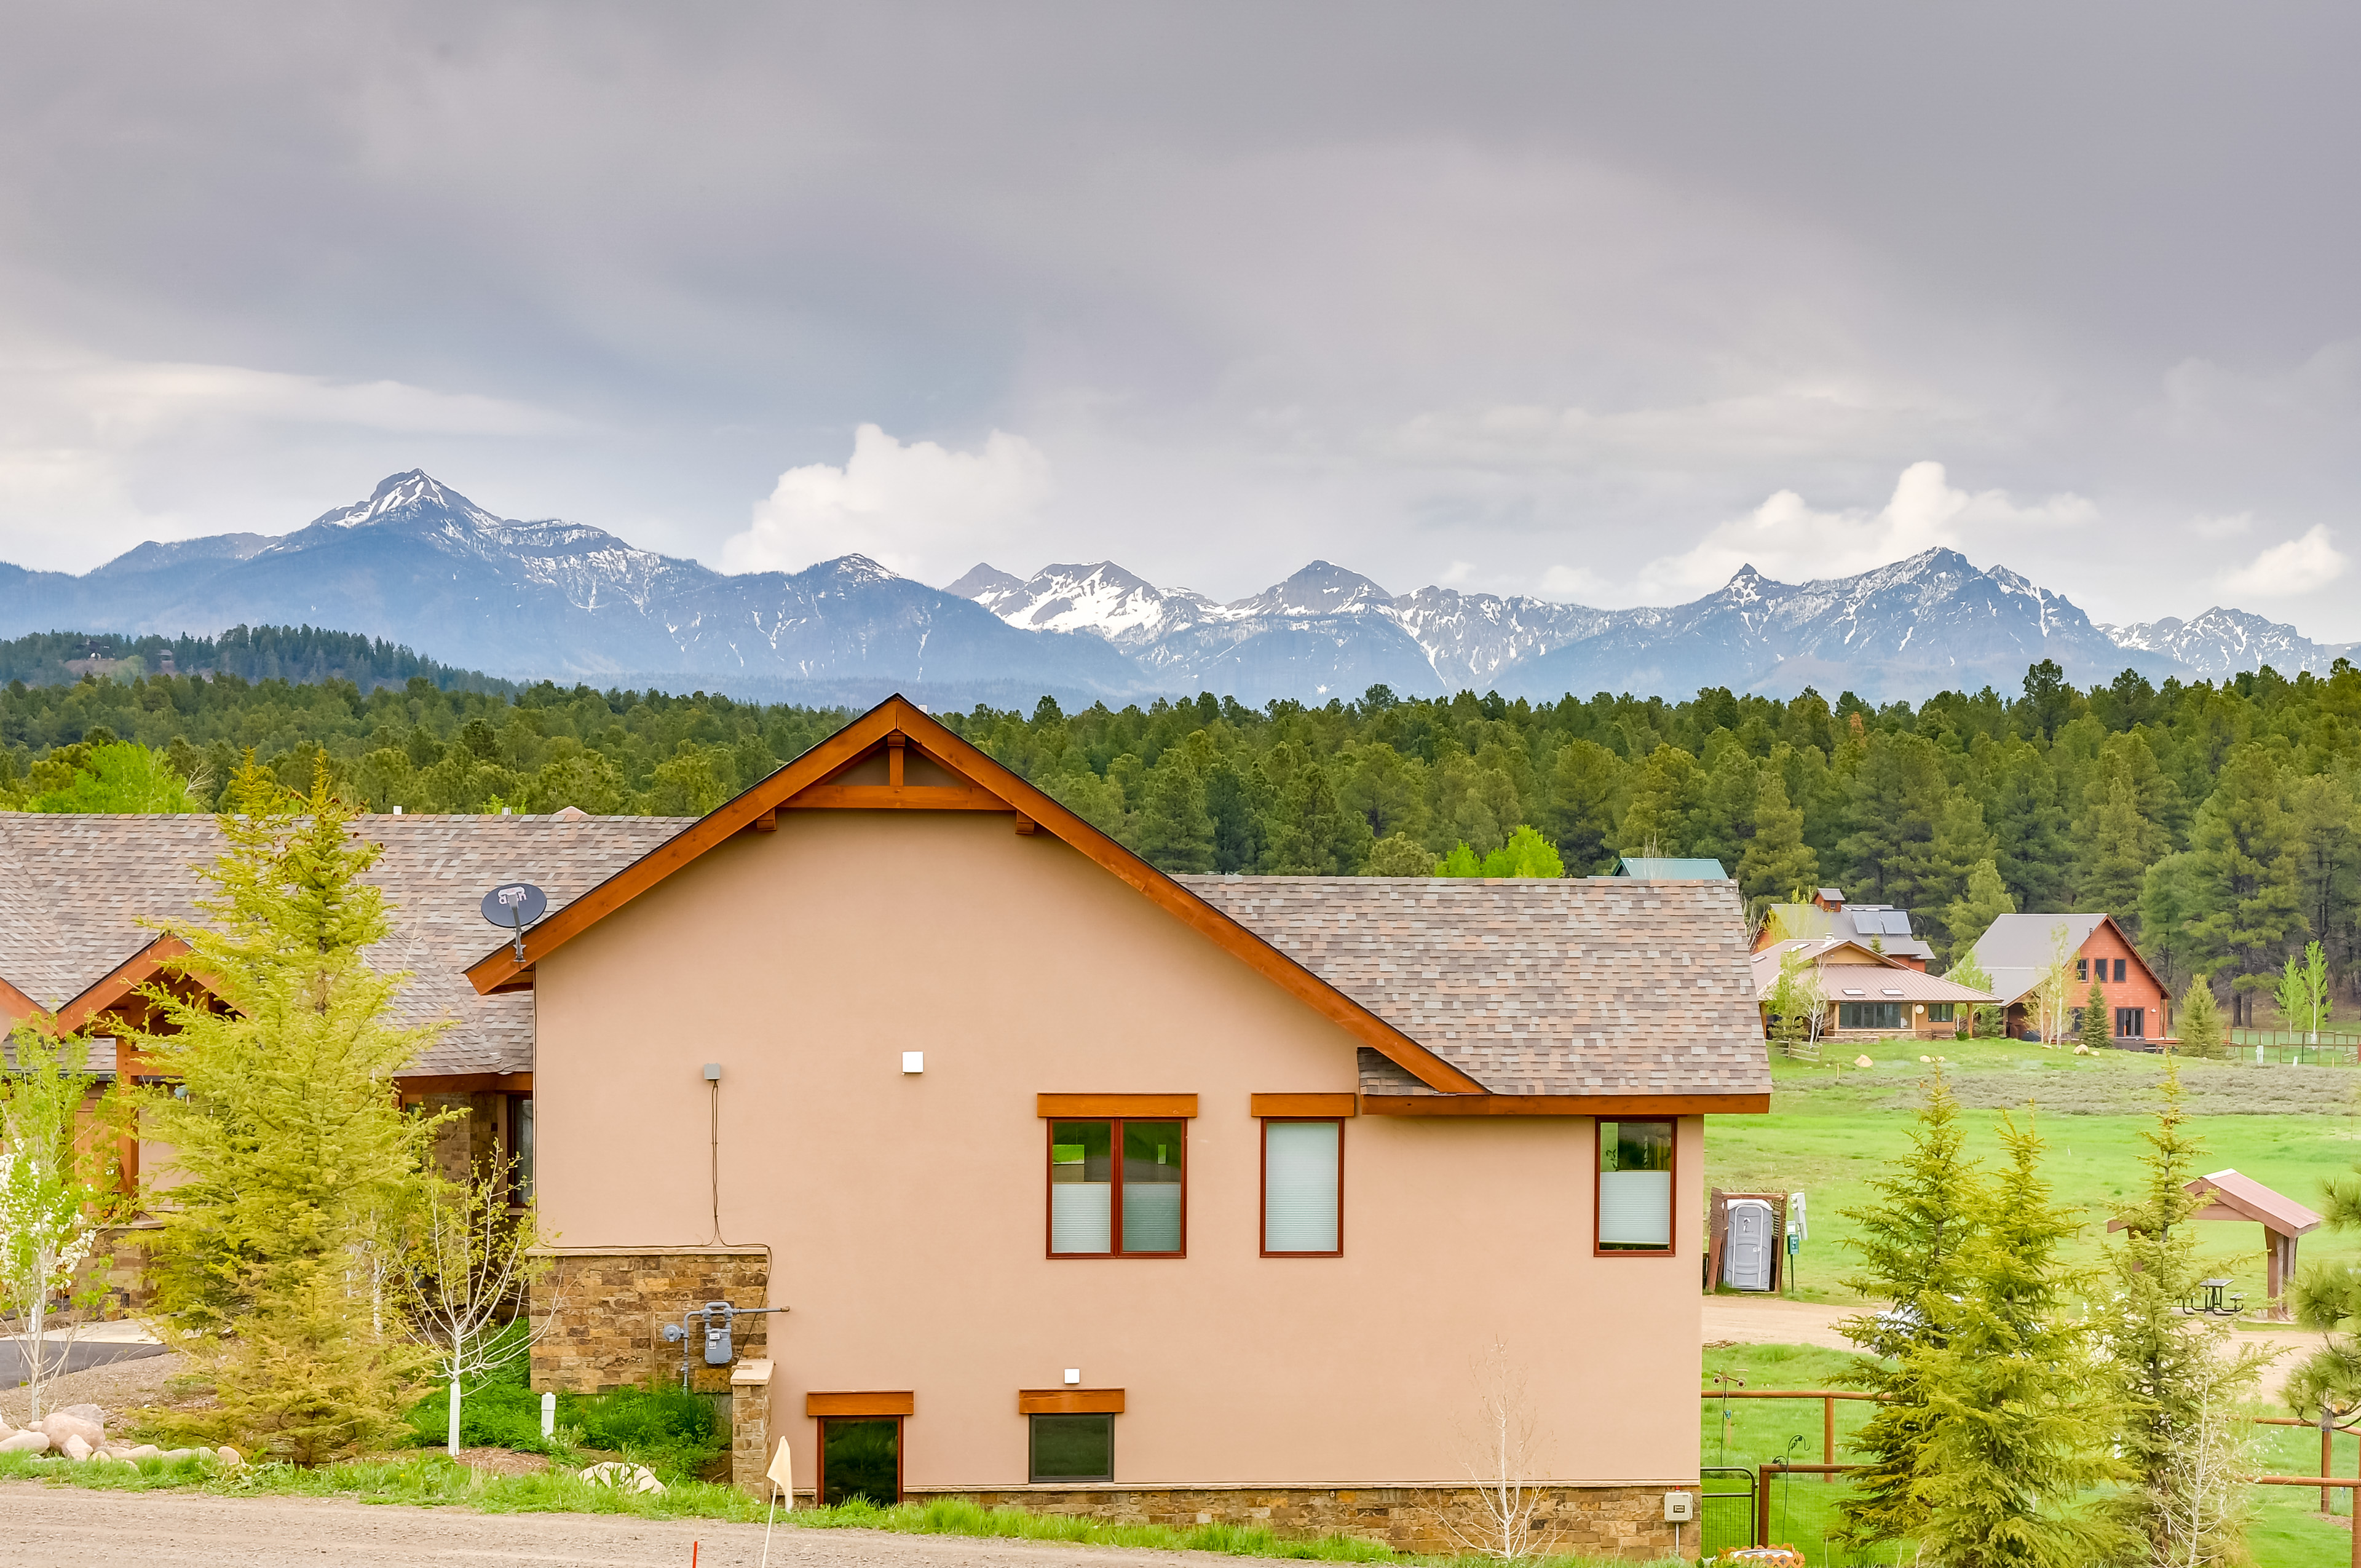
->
[0,1486,1236,1568]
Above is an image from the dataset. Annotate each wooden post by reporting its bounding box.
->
[1756,1466,1772,1548]
[2328,1424,2336,1516]
[1825,1396,1836,1483]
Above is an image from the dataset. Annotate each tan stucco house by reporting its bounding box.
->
[460,697,1768,1554]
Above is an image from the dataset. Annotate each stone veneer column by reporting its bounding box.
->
[528,1245,772,1394]
[731,1358,775,1499]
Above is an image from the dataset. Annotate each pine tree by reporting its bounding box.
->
[2177,975,2223,1058]
[1263,761,1369,874]
[1135,761,1214,873]
[136,758,441,1462]
[1837,1072,1987,1551]
[1542,738,1623,874]
[2098,1063,2269,1566]
[1915,1114,2127,1566]
[2074,761,2168,927]
[1980,740,2070,913]
[2139,852,2200,997]
[2185,744,2304,1026]
[2081,976,2114,1053]
[1942,858,2016,957]
[1737,769,1818,911]
[1366,832,1437,875]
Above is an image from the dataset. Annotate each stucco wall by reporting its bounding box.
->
[531,804,1704,1494]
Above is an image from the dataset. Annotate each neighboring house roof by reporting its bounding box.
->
[0,812,685,1079]
[465,695,1768,1112]
[1748,939,1994,1004]
[1616,857,1729,879]
[1968,912,2159,1006]
[1182,877,1768,1104]
[1759,901,1936,963]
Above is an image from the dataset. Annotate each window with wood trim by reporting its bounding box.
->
[1596,1120,1674,1254]
[1030,1412,1113,1482]
[1261,1119,1342,1256]
[1048,1119,1185,1256]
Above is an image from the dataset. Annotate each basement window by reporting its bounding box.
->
[1030,1414,1115,1483]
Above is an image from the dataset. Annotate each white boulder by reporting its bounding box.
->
[61,1434,93,1462]
[216,1446,243,1467]
[39,1411,105,1450]
[579,1460,666,1494]
[1,1430,52,1455]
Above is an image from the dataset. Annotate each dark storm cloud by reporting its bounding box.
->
[0,4,2354,628]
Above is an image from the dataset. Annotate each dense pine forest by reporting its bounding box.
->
[4,651,2357,1019]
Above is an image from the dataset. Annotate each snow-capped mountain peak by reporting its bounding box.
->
[947,560,1219,647]
[1227,560,1394,617]
[2100,606,2358,677]
[307,469,500,531]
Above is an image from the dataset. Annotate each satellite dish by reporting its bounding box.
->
[481,882,549,960]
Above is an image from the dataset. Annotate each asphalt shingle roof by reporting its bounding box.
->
[1968,912,2109,1005]
[1178,875,1768,1099]
[0,813,687,1077]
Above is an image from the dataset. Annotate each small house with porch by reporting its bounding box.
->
[1754,887,1935,971]
[1752,936,1995,1042]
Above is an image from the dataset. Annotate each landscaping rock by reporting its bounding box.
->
[39,1411,105,1449]
[579,1460,665,1495]
[0,1430,50,1454]
[127,1444,162,1460]
[216,1446,242,1467]
[61,1434,93,1461]
[57,1404,106,1427]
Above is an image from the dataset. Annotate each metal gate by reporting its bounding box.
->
[1698,1465,1757,1559]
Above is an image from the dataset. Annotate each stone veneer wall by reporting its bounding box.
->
[529,1246,771,1395]
[906,1484,1691,1559]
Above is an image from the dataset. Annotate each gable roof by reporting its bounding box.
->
[1969,913,2159,1005]
[1182,877,1768,1104]
[462,695,1489,1098]
[2107,1168,2323,1239]
[1750,939,1995,1004]
[1759,901,1935,963]
[462,695,1766,1110]
[0,812,683,1078]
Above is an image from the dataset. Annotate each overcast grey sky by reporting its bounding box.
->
[2,4,2355,632]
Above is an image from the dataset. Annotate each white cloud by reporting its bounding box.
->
[1628,461,2096,600]
[2220,525,2347,598]
[724,423,1054,578]
[2189,512,2254,540]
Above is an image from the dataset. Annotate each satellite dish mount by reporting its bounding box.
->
[481,882,550,961]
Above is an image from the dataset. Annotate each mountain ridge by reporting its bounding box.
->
[1,469,2345,705]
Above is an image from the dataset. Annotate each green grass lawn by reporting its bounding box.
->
[1704,1039,2361,1566]
[1711,1035,2361,1308]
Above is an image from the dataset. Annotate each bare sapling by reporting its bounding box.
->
[390,1157,556,1457]
[2157,1361,2258,1568]
[0,1016,135,1422]
[1445,1337,1554,1562]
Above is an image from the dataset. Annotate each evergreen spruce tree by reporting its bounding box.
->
[1365,832,1436,875]
[1135,761,1214,873]
[2074,762,2169,926]
[1542,738,1624,874]
[2185,744,2304,1026]
[1837,1072,1987,1551]
[2177,976,2223,1058]
[1915,1114,2127,1567]
[2139,852,2200,997]
[1942,858,2016,959]
[1980,739,2070,913]
[1736,769,1818,912]
[2098,1063,2268,1566]
[2081,976,2113,1053]
[137,758,441,1462]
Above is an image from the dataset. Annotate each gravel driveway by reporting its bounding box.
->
[1,1486,1215,1568]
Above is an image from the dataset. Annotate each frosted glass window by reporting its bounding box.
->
[1049,1119,1184,1257]
[1597,1120,1674,1253]
[1050,1122,1113,1254]
[1120,1122,1184,1254]
[1263,1120,1341,1254]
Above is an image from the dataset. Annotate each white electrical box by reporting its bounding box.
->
[1064,1368,1082,1385]
[1663,1492,1694,1523]
[902,1051,924,1074]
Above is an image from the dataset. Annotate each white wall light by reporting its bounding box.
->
[902,1051,924,1074]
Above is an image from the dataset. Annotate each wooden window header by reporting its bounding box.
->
[805,1390,914,1417]
[1251,1093,1356,1119]
[1037,1094,1197,1119]
[1018,1388,1125,1415]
